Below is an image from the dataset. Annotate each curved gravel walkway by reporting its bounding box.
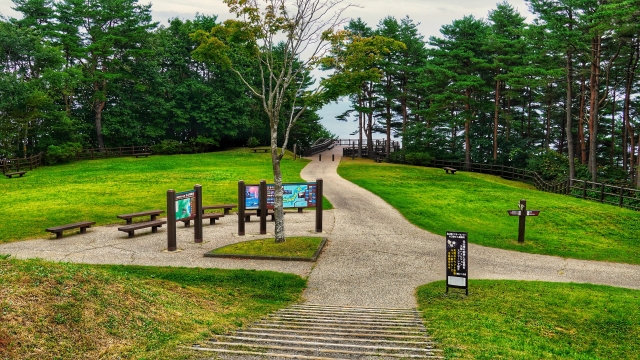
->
[1,148,639,310]
[300,146,640,308]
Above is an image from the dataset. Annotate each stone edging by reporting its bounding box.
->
[203,237,328,262]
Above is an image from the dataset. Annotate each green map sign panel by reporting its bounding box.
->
[175,190,195,220]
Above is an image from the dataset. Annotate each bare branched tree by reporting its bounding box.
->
[193,0,353,242]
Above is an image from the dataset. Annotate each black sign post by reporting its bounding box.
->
[507,199,540,243]
[446,231,468,295]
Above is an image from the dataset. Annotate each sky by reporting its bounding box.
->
[0,0,534,140]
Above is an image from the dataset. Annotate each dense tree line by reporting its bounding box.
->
[331,0,639,186]
[0,0,332,160]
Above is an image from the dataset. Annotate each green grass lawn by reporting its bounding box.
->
[417,280,640,359]
[209,236,324,258]
[0,255,306,359]
[1,149,330,242]
[338,159,640,264]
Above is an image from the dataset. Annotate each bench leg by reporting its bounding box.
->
[80,227,87,234]
[127,219,132,225]
[298,208,303,213]
[152,226,158,233]
[183,220,190,227]
[151,215,157,221]
[128,231,134,238]
[56,232,63,239]
[209,218,215,225]
[245,216,250,222]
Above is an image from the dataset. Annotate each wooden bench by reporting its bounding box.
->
[5,171,26,178]
[133,153,151,158]
[118,220,166,238]
[244,210,276,222]
[181,213,223,227]
[443,167,457,174]
[250,147,270,153]
[202,204,237,215]
[117,210,164,224]
[46,221,96,239]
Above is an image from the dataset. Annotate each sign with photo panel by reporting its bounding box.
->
[446,231,468,295]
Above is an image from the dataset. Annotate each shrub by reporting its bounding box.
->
[45,142,81,165]
[188,137,219,153]
[246,137,260,148]
[389,150,433,167]
[151,140,186,155]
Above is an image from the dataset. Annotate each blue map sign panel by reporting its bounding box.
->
[245,183,317,210]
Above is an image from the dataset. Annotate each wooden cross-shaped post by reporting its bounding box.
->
[507,199,540,243]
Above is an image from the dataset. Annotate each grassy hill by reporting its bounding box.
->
[0,149,312,242]
[0,255,305,359]
[338,159,640,264]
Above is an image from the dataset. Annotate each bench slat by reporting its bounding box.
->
[117,210,164,219]
[118,220,166,231]
[46,221,96,232]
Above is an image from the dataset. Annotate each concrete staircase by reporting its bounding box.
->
[189,303,443,359]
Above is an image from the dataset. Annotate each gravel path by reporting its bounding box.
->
[1,148,639,309]
[300,147,640,308]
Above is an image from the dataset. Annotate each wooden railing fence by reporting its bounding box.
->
[1,153,44,174]
[74,145,151,160]
[393,158,640,212]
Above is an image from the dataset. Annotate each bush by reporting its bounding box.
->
[389,150,433,167]
[151,137,219,155]
[151,140,185,155]
[45,142,81,165]
[188,137,219,153]
[246,137,260,148]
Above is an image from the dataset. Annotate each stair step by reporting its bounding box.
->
[270,313,424,325]
[200,342,443,358]
[235,331,434,345]
[250,327,432,339]
[212,336,438,352]
[189,303,440,359]
[261,319,425,329]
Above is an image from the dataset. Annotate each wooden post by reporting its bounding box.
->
[194,184,203,243]
[167,190,177,251]
[332,154,334,161]
[259,180,267,235]
[319,154,322,161]
[582,181,587,199]
[316,179,323,233]
[599,183,605,203]
[518,199,526,243]
[352,143,355,160]
[619,187,624,207]
[238,181,246,236]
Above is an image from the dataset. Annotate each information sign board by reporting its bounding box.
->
[245,183,317,210]
[446,231,468,294]
[245,185,260,210]
[175,190,196,220]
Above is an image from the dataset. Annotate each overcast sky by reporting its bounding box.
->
[0,0,534,139]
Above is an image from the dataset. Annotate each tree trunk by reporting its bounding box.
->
[610,91,616,166]
[94,79,106,149]
[358,93,363,157]
[465,89,471,169]
[386,75,391,160]
[566,46,575,181]
[589,35,602,183]
[271,133,285,243]
[546,84,552,150]
[493,78,500,161]
[367,82,374,156]
[579,73,587,165]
